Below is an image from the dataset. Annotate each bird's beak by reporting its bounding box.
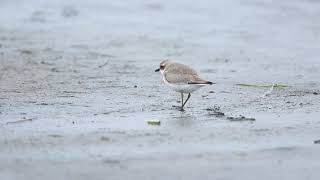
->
[155,68,160,72]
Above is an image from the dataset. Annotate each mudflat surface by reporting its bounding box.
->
[1,0,320,180]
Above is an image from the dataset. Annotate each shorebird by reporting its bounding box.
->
[155,60,213,111]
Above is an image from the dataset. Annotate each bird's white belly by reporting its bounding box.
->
[163,77,204,93]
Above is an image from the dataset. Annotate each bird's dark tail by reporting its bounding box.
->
[188,81,215,85]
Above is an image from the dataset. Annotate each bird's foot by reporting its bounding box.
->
[172,105,185,111]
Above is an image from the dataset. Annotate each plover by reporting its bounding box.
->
[155,60,213,111]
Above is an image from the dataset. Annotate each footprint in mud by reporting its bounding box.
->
[61,6,79,18]
[30,11,47,23]
[18,49,33,55]
[262,146,298,152]
[144,3,164,11]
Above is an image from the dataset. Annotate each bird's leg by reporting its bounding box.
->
[180,92,184,111]
[182,93,191,109]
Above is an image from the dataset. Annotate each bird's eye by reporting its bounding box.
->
[160,65,165,69]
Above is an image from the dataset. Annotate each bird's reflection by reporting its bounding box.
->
[169,111,197,128]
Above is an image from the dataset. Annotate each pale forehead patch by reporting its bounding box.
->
[160,59,172,66]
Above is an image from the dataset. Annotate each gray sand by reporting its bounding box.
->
[1,0,320,179]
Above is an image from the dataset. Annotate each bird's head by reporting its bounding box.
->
[155,59,172,74]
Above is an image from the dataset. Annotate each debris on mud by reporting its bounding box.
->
[236,83,289,88]
[211,57,230,63]
[206,106,225,117]
[18,49,33,55]
[100,136,111,141]
[48,134,63,138]
[40,61,55,66]
[227,115,256,122]
[50,67,61,72]
[147,119,161,125]
[102,159,120,164]
[286,90,320,97]
[219,91,231,94]
[314,140,320,144]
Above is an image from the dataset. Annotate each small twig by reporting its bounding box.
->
[236,83,289,88]
[261,84,275,97]
[96,60,109,69]
[6,117,34,124]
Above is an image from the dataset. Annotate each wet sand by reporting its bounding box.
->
[1,0,320,179]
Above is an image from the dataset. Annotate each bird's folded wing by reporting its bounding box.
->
[164,72,208,84]
[164,62,210,84]
[165,63,198,75]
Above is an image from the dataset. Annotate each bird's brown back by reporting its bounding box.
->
[164,62,209,84]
